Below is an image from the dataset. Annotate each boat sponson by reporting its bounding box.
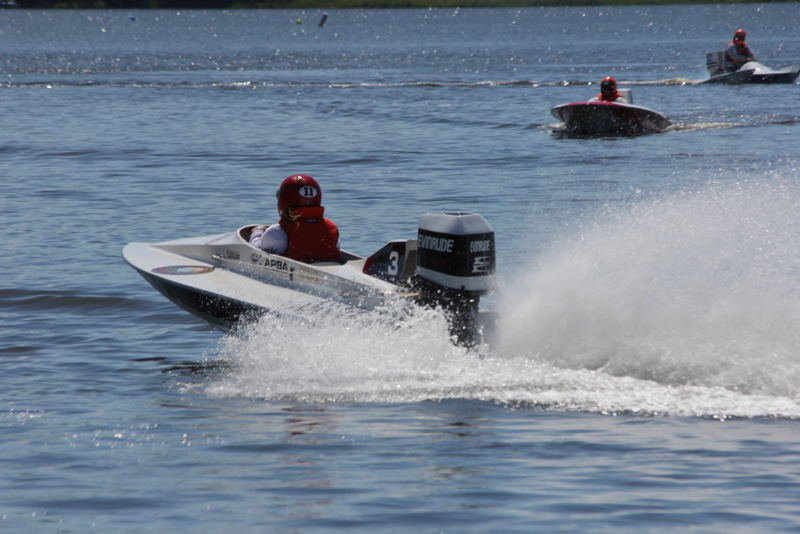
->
[137,268,263,328]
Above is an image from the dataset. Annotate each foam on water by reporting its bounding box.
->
[207,300,478,403]
[208,176,800,418]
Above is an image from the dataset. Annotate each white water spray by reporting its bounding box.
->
[207,177,800,417]
[500,177,800,399]
[208,299,480,402]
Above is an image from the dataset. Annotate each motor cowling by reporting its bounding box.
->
[415,212,496,294]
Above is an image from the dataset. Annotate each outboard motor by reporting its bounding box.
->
[706,51,726,77]
[412,212,496,347]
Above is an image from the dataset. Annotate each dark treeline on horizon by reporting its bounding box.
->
[4,0,794,11]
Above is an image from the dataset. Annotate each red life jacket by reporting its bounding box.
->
[278,206,340,263]
[726,40,752,63]
[597,91,621,102]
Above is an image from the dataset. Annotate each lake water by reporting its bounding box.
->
[3,5,800,532]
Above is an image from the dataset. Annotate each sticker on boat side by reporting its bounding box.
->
[250,253,292,273]
[152,266,215,275]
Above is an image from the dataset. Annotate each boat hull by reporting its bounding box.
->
[747,62,800,84]
[551,101,671,136]
[123,228,397,330]
[702,69,754,84]
[135,266,263,328]
[705,55,799,84]
[124,216,499,346]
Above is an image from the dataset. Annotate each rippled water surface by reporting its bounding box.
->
[2,5,800,532]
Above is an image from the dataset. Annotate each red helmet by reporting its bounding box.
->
[734,29,746,41]
[276,174,322,217]
[600,76,617,92]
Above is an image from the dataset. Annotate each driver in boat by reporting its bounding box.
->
[725,29,757,72]
[590,77,622,102]
[249,174,341,263]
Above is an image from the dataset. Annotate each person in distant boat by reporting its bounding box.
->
[590,77,622,102]
[249,174,341,263]
[725,29,757,72]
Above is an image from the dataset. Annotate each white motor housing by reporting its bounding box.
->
[416,212,496,293]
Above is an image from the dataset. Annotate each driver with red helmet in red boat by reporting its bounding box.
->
[725,29,757,72]
[249,174,340,263]
[590,77,622,102]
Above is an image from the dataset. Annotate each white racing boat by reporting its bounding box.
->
[551,90,670,136]
[739,61,800,84]
[123,212,497,347]
[705,52,799,84]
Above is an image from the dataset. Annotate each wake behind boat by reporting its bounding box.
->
[551,89,670,136]
[123,212,497,347]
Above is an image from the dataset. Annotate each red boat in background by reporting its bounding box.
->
[551,90,671,136]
